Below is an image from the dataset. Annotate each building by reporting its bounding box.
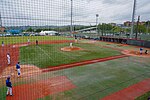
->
[109,23,117,26]
[7,29,22,35]
[124,21,132,27]
[124,21,146,27]
[39,31,58,36]
[0,27,5,33]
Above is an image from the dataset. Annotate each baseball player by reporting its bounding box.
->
[27,38,30,45]
[36,40,38,46]
[70,42,73,48]
[2,41,4,47]
[7,53,11,65]
[16,62,21,77]
[6,76,13,96]
[140,48,143,54]
[75,35,78,43]
[145,50,148,54]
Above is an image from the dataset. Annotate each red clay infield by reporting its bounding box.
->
[0,46,19,74]
[6,76,76,100]
[101,78,150,100]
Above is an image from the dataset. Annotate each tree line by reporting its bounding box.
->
[24,21,150,34]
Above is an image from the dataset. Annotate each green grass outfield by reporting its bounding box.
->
[0,36,73,45]
[19,43,121,68]
[135,91,150,100]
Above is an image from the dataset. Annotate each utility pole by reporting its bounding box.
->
[0,12,2,27]
[70,0,73,36]
[102,23,104,36]
[147,21,150,34]
[130,0,136,39]
[135,16,140,39]
[96,14,99,37]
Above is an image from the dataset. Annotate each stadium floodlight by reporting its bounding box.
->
[96,14,99,36]
[0,12,2,27]
[130,0,136,39]
[70,0,73,36]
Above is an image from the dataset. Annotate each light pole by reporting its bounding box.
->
[130,0,136,39]
[147,21,150,34]
[0,12,2,27]
[96,14,99,37]
[70,0,73,36]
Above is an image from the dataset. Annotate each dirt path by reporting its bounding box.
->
[101,78,150,100]
[0,65,42,79]
[6,76,76,100]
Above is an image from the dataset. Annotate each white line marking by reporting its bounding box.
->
[37,46,54,62]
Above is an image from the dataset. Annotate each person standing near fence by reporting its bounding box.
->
[6,76,13,96]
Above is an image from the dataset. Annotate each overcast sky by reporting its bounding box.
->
[0,0,150,26]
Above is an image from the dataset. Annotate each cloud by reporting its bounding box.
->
[0,0,149,26]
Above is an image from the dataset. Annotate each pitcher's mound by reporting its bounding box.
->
[61,46,82,51]
[122,50,150,57]
[0,65,42,79]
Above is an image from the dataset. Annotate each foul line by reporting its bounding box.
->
[37,46,54,62]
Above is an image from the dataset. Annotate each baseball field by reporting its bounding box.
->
[0,36,150,100]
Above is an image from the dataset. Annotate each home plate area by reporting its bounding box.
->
[6,76,76,100]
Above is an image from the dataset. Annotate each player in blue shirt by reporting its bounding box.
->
[140,48,143,54]
[6,76,13,96]
[16,62,21,77]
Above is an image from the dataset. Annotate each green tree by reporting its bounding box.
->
[26,27,34,32]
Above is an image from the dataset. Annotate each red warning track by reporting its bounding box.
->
[101,78,150,100]
[6,76,76,100]
[42,54,128,72]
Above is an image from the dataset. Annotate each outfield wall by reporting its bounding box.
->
[99,36,150,48]
[127,40,150,48]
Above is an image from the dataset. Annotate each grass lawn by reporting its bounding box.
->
[19,43,121,68]
[0,86,7,100]
[37,57,150,100]
[135,91,150,100]
[0,36,73,45]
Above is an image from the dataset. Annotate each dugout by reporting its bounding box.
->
[99,36,127,44]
